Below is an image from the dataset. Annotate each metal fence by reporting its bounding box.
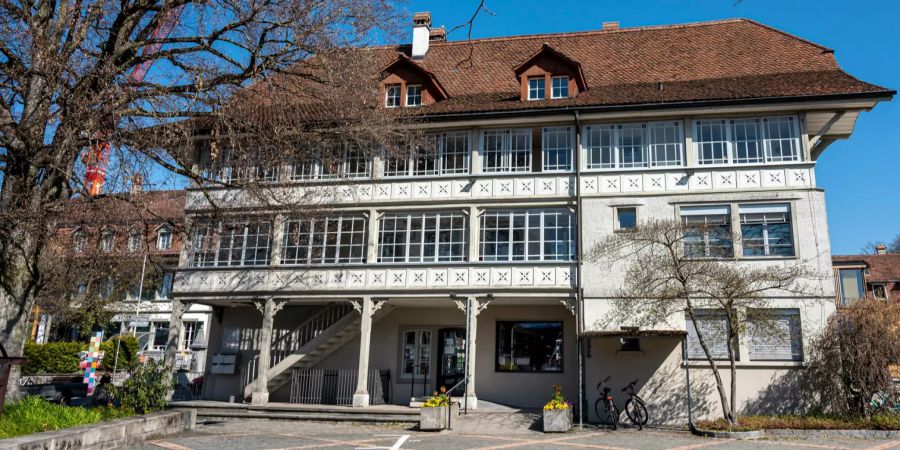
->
[289,369,390,405]
[172,371,204,401]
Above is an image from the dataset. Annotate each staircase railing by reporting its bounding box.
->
[242,302,354,391]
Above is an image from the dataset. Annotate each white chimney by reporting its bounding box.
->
[876,244,887,255]
[411,12,432,60]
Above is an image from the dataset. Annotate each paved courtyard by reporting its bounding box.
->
[126,418,900,450]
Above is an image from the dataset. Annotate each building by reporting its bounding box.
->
[171,15,893,422]
[833,245,900,306]
[43,189,211,373]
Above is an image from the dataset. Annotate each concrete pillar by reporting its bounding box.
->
[252,298,284,405]
[353,297,375,407]
[366,209,379,263]
[455,296,490,409]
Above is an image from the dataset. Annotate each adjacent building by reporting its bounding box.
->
[171,15,893,422]
[44,189,211,373]
[833,245,900,305]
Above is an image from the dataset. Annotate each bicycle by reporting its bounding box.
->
[869,390,900,415]
[594,376,620,429]
[621,379,649,429]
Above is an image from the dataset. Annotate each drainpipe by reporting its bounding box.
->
[573,110,585,428]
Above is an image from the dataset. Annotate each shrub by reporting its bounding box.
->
[421,386,449,408]
[22,336,140,375]
[0,396,133,439]
[111,359,172,414]
[22,341,82,374]
[696,414,900,431]
[804,302,900,415]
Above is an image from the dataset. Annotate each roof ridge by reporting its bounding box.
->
[738,18,833,53]
[425,18,748,47]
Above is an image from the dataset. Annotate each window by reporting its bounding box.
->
[99,277,114,300]
[685,311,732,360]
[694,116,801,165]
[383,133,470,178]
[406,84,422,107]
[551,76,569,99]
[528,77,545,100]
[496,321,563,373]
[182,321,198,350]
[616,207,637,231]
[281,215,367,265]
[748,309,802,361]
[481,129,531,173]
[479,209,576,261]
[156,272,174,300]
[385,84,401,107]
[73,230,87,254]
[740,204,794,257]
[873,284,888,300]
[402,329,431,378]
[839,268,865,306]
[583,121,683,169]
[542,127,573,172]
[620,338,641,352]
[152,321,169,350]
[291,146,370,181]
[127,231,142,252]
[681,205,733,258]
[100,230,115,253]
[157,227,173,250]
[220,165,278,184]
[190,221,273,267]
[377,212,467,263]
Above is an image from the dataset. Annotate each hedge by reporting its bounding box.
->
[22,336,139,375]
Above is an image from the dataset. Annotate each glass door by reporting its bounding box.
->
[437,328,466,392]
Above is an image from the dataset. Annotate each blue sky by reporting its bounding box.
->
[410,0,899,254]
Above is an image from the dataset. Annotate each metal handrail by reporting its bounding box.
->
[444,375,470,430]
[243,302,353,390]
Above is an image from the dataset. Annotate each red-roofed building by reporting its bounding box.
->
[833,246,900,306]
[170,13,893,422]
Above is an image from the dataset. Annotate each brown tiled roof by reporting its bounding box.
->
[58,190,185,226]
[833,254,900,283]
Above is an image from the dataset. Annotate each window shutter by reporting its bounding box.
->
[685,312,730,360]
[749,310,802,361]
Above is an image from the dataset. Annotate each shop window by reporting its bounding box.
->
[496,321,563,373]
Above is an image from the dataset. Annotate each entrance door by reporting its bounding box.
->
[437,328,466,391]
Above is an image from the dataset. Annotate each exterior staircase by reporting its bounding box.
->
[242,302,394,400]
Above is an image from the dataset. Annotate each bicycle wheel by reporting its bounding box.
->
[625,397,649,429]
[607,401,620,430]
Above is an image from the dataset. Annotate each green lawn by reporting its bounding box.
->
[0,396,134,439]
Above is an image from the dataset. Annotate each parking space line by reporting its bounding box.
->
[665,440,733,450]
[147,441,193,450]
[864,440,900,450]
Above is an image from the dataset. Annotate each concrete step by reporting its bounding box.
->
[170,402,419,424]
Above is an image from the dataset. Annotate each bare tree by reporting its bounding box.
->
[0,0,412,401]
[588,219,824,425]
[804,302,900,416]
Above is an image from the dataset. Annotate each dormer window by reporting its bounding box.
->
[528,78,545,100]
[157,227,173,250]
[100,230,115,253]
[406,85,422,107]
[385,84,401,108]
[552,76,570,99]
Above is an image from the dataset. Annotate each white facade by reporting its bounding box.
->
[174,102,881,423]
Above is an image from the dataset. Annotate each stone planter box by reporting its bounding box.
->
[419,403,459,431]
[543,408,573,433]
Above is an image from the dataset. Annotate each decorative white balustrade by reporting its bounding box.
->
[184,163,816,210]
[174,264,577,296]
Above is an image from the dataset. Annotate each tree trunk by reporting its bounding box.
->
[1,283,34,404]
[686,306,735,425]
[725,325,739,425]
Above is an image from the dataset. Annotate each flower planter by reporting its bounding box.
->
[419,403,459,431]
[543,408,573,433]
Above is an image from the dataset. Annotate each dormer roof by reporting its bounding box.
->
[381,54,449,101]
[513,43,587,92]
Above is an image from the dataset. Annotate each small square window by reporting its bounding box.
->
[616,207,637,231]
[406,85,422,107]
[873,284,887,299]
[551,76,569,99]
[528,78,545,100]
[385,84,401,108]
[620,337,641,352]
